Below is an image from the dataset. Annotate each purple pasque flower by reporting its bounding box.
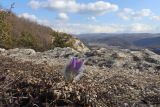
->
[69,57,84,73]
[64,57,85,82]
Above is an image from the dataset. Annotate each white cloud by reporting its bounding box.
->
[52,23,121,34]
[90,16,96,20]
[18,13,157,34]
[151,15,160,21]
[129,23,153,32]
[57,13,69,22]
[52,23,155,34]
[18,13,37,21]
[28,0,41,9]
[118,8,152,20]
[18,13,50,26]
[88,16,97,21]
[28,0,118,16]
[119,8,160,22]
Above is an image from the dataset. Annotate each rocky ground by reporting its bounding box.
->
[0,47,160,107]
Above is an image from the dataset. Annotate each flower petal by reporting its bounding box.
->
[69,57,75,68]
[73,57,78,68]
[75,59,84,71]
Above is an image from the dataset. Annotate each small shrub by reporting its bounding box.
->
[16,31,37,49]
[51,32,74,48]
[0,10,13,49]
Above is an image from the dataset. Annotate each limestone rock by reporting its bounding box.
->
[73,38,90,53]
[0,48,5,53]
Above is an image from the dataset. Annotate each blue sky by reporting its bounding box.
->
[1,0,160,34]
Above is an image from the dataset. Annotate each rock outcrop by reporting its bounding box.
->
[51,33,90,53]
[86,47,160,73]
[0,47,160,107]
[0,47,160,75]
[72,38,90,53]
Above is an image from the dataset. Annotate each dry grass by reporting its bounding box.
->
[0,55,160,107]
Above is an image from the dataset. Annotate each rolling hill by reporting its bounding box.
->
[76,33,160,54]
[0,10,89,52]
